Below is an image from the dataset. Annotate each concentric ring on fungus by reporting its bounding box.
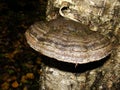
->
[25,17,113,64]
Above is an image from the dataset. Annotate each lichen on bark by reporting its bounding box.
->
[39,0,120,90]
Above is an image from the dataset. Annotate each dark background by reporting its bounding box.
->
[0,0,47,89]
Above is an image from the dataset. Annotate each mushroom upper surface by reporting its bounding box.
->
[25,17,113,64]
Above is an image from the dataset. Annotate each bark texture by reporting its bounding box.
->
[39,0,120,90]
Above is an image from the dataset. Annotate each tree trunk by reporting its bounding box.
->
[39,0,120,90]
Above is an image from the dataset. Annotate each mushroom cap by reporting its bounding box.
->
[25,17,113,64]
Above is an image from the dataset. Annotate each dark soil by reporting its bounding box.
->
[0,0,47,89]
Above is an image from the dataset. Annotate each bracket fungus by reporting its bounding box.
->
[25,17,113,64]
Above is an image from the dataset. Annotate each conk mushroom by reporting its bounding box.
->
[25,17,113,64]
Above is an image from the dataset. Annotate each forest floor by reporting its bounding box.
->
[0,0,47,89]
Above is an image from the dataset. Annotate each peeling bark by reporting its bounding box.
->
[39,0,120,90]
